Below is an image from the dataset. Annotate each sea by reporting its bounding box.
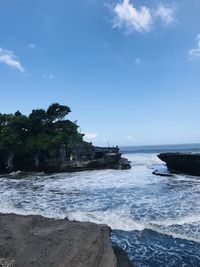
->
[1,143,200,267]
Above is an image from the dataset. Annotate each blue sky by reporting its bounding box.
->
[0,0,200,146]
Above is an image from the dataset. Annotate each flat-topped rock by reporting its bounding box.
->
[0,213,133,267]
[0,214,117,267]
[158,153,200,176]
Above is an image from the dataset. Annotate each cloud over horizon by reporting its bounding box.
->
[188,34,200,60]
[0,48,24,72]
[109,0,176,33]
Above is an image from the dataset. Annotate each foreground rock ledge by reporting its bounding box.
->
[158,153,200,176]
[0,214,132,267]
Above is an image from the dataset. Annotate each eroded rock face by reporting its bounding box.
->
[0,214,117,267]
[0,144,131,174]
[158,153,200,176]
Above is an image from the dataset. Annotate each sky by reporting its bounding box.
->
[0,0,200,146]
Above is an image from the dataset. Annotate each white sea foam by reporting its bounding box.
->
[66,209,145,231]
[0,153,200,245]
[66,209,200,243]
[150,214,200,227]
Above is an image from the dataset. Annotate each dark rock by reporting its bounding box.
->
[113,246,133,267]
[0,143,131,174]
[117,157,132,170]
[158,153,200,176]
[152,170,173,177]
[0,213,117,267]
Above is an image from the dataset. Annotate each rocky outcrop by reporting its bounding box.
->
[59,152,131,172]
[0,143,131,174]
[0,213,117,267]
[158,153,200,176]
[152,170,173,177]
[0,214,133,267]
[48,145,131,172]
[113,246,133,267]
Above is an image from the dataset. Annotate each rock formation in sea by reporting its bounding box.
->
[0,213,133,267]
[158,152,200,176]
[0,103,131,174]
[0,143,131,173]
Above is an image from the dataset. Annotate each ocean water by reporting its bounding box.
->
[0,145,200,266]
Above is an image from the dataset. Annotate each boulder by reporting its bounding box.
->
[0,213,117,267]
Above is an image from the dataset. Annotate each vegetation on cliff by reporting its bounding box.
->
[0,103,87,172]
[0,103,83,156]
[0,103,131,173]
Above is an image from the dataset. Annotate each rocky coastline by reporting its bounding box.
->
[158,152,200,176]
[0,144,131,174]
[0,104,131,174]
[0,213,132,267]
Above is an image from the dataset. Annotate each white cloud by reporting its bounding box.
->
[155,3,175,24]
[0,48,24,72]
[84,132,98,140]
[112,0,152,33]
[188,34,200,60]
[109,0,176,33]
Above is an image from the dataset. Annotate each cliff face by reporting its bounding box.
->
[158,153,200,176]
[0,142,131,174]
[0,214,117,267]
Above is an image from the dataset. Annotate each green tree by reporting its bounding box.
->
[0,103,83,160]
[47,103,71,122]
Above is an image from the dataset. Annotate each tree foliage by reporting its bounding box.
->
[47,103,71,122]
[0,103,82,155]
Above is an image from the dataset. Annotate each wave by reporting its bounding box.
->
[1,152,200,248]
[66,209,145,231]
[66,209,200,243]
[150,214,200,227]
[1,204,200,243]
